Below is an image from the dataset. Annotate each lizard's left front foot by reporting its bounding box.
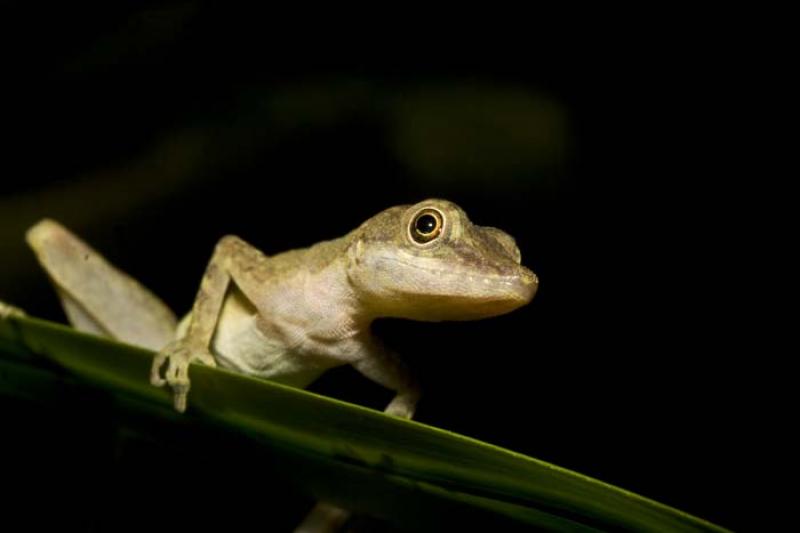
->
[384,386,421,419]
[150,339,216,412]
[0,301,27,320]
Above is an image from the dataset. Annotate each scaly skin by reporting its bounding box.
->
[22,199,537,414]
[150,199,538,415]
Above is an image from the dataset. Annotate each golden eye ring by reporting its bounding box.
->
[409,208,444,244]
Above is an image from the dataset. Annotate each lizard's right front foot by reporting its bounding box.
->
[150,339,216,412]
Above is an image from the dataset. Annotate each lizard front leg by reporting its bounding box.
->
[151,236,248,411]
[295,343,421,532]
[151,234,277,412]
[353,341,421,419]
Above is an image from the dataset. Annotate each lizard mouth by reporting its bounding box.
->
[374,255,538,311]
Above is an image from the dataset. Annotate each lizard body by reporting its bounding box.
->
[24,199,537,417]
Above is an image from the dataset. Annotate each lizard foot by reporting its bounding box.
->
[150,339,216,412]
[0,301,27,320]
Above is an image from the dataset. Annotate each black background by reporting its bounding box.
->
[1,5,770,531]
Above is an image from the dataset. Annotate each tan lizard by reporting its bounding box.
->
[9,198,538,531]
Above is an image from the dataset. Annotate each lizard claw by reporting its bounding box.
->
[173,382,189,413]
[150,351,167,387]
[150,339,215,412]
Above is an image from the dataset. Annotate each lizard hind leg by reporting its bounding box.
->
[26,219,178,351]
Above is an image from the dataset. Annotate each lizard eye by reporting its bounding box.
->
[409,208,444,244]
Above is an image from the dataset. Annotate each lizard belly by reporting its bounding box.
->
[208,291,326,388]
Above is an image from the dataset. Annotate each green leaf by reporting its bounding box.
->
[0,314,728,532]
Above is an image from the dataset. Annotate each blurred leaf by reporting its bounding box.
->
[0,314,727,532]
[390,85,567,184]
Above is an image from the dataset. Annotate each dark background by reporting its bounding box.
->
[1,5,767,531]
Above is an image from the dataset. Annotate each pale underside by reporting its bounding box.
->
[182,286,337,389]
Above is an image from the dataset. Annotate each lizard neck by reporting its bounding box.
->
[290,236,374,340]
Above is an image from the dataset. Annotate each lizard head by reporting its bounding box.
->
[347,199,538,321]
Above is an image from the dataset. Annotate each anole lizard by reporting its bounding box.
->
[5,198,538,531]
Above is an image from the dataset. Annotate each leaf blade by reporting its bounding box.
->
[0,314,729,532]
